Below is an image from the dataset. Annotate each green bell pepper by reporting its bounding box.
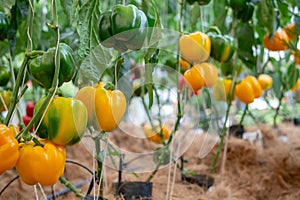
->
[207,27,235,63]
[98,4,148,52]
[34,96,88,146]
[0,66,10,86]
[237,2,254,22]
[186,0,211,5]
[220,59,243,77]
[28,43,77,89]
[0,11,8,41]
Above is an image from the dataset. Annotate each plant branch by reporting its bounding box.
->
[59,177,84,198]
[239,105,248,126]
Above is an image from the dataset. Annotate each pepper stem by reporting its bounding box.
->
[206,26,222,35]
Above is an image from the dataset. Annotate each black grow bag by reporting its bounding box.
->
[114,181,152,200]
[293,118,300,125]
[229,124,245,138]
[182,174,214,190]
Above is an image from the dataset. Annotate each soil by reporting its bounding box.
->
[1,122,300,200]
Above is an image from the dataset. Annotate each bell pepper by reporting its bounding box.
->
[179,32,211,63]
[244,76,262,98]
[28,43,77,89]
[75,82,127,132]
[263,30,289,51]
[186,0,211,5]
[184,62,218,92]
[258,74,273,91]
[235,79,255,104]
[284,23,298,40]
[213,79,235,102]
[237,2,254,22]
[220,59,243,77]
[235,76,262,104]
[98,4,148,52]
[34,96,88,146]
[180,59,190,72]
[291,79,300,92]
[207,27,235,63]
[0,11,8,41]
[143,123,170,144]
[0,90,11,112]
[16,140,66,186]
[0,65,10,86]
[0,124,19,174]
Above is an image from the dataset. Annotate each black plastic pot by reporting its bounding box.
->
[182,174,214,190]
[114,181,153,200]
[229,124,245,138]
[83,195,107,200]
[293,118,300,125]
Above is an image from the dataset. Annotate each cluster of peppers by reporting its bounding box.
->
[214,74,273,104]
[0,42,127,186]
[179,26,236,93]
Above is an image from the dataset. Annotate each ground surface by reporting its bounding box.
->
[1,122,300,200]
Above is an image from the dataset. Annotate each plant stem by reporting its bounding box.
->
[141,96,155,129]
[210,100,232,173]
[4,56,30,125]
[8,54,15,86]
[146,159,161,182]
[239,105,248,126]
[167,0,184,145]
[114,56,124,89]
[210,15,239,172]
[27,0,34,51]
[59,177,84,198]
[273,90,284,128]
[95,132,105,196]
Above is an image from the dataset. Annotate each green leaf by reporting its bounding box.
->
[76,0,101,60]
[257,0,278,34]
[295,2,300,35]
[76,44,114,86]
[191,4,200,31]
[236,23,257,70]
[213,0,227,33]
[0,0,16,10]
[285,63,299,90]
[0,41,9,56]
[271,73,281,99]
[276,0,290,26]
[59,0,73,22]
[7,0,29,56]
